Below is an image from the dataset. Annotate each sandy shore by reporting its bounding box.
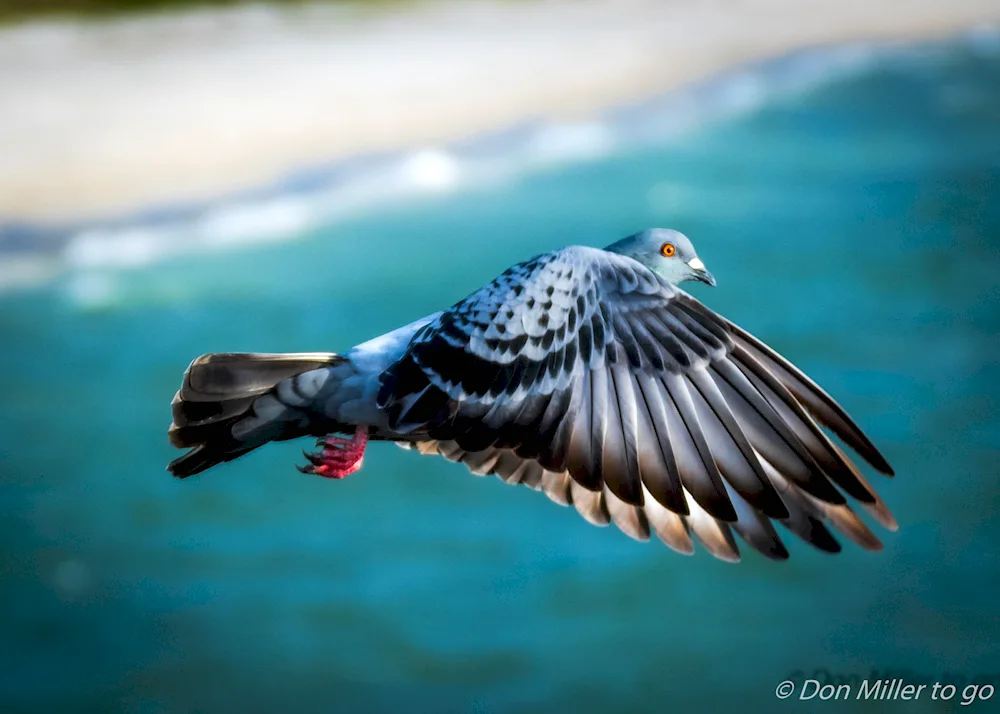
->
[1,0,997,223]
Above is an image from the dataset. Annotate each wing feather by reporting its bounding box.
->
[605,488,652,541]
[603,364,643,506]
[641,483,695,554]
[571,480,611,526]
[683,492,741,563]
[727,321,894,475]
[406,440,886,562]
[632,373,688,514]
[662,373,737,522]
[731,344,878,503]
[686,369,788,518]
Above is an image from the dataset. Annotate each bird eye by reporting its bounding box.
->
[660,242,676,258]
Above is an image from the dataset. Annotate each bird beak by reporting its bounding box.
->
[688,257,716,287]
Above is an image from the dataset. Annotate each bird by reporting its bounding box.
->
[167,228,896,562]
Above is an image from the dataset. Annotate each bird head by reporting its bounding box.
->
[605,228,716,287]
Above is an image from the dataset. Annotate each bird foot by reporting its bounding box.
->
[298,425,369,479]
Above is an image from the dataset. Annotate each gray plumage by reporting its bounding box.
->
[168,228,896,562]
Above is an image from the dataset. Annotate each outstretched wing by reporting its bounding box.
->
[378,245,895,553]
[398,440,896,561]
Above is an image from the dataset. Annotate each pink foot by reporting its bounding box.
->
[299,425,369,479]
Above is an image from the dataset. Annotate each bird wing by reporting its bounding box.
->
[398,439,895,561]
[378,245,895,554]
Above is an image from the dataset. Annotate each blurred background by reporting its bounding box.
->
[1,1,999,713]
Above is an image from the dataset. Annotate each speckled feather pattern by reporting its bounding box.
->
[376,245,896,561]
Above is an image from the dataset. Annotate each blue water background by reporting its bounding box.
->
[1,35,999,713]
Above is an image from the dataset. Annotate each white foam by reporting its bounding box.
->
[65,227,164,269]
[196,196,316,247]
[2,33,988,298]
[400,149,462,192]
[529,122,616,164]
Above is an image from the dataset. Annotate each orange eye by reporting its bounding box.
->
[660,242,676,258]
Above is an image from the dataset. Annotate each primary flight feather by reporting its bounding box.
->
[168,228,896,562]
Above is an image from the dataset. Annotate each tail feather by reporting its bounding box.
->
[169,394,257,447]
[168,352,344,478]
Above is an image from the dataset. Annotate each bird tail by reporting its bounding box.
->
[167,352,345,478]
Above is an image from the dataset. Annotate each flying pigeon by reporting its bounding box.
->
[168,228,896,562]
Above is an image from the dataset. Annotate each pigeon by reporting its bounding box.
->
[168,228,896,562]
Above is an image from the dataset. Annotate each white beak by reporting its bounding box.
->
[688,257,706,271]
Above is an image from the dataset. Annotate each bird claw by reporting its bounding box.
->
[302,449,324,466]
[297,425,369,480]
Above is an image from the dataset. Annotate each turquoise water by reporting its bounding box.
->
[2,37,999,713]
